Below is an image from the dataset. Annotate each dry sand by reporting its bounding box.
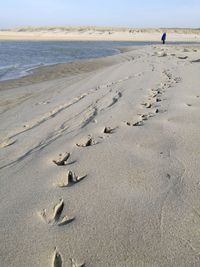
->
[0,28,200,42]
[1,44,200,266]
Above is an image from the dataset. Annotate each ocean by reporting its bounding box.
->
[0,40,198,82]
[0,41,157,81]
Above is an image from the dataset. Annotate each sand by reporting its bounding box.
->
[1,44,200,266]
[0,28,200,42]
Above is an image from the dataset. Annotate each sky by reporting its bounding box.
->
[1,0,200,29]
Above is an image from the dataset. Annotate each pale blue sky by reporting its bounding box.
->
[1,0,200,28]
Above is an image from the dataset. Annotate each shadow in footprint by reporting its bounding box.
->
[178,56,188,60]
[52,248,63,267]
[53,153,71,166]
[76,137,97,147]
[140,114,149,121]
[151,92,159,98]
[52,250,85,267]
[191,59,200,63]
[142,102,152,108]
[156,98,162,102]
[70,258,85,267]
[133,121,144,126]
[39,199,75,226]
[58,171,87,188]
[103,127,115,134]
[145,103,152,108]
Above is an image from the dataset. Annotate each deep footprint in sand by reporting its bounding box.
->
[52,248,63,267]
[76,137,96,147]
[125,120,143,127]
[103,127,115,134]
[52,250,85,267]
[40,199,75,226]
[145,103,152,108]
[141,102,152,108]
[57,171,87,188]
[178,56,188,60]
[70,258,85,267]
[133,121,144,126]
[151,91,159,98]
[53,152,70,166]
[140,114,149,121]
[156,98,162,102]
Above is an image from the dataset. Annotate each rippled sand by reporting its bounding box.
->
[1,45,200,266]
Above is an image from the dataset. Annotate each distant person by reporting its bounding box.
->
[161,32,167,44]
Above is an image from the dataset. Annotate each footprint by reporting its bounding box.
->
[191,59,200,63]
[151,91,159,98]
[126,122,131,126]
[156,98,162,102]
[53,153,70,166]
[52,198,65,223]
[178,56,188,60]
[166,173,171,180]
[140,114,149,121]
[39,199,75,226]
[103,127,114,134]
[52,248,63,267]
[145,103,152,108]
[52,250,85,267]
[186,103,192,107]
[152,89,161,95]
[133,121,143,126]
[174,77,182,83]
[57,171,87,188]
[70,258,85,267]
[57,215,75,226]
[155,108,159,113]
[76,137,96,147]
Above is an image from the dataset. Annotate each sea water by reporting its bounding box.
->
[1,40,197,81]
[0,41,157,81]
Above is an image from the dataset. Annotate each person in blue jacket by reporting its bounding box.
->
[161,32,167,44]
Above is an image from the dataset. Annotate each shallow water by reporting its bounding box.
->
[0,40,199,81]
[0,41,157,81]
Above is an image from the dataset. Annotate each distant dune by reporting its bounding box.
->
[2,26,200,34]
[0,26,200,41]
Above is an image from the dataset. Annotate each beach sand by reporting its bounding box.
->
[0,28,200,42]
[1,44,200,266]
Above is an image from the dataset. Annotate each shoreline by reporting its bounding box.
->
[0,46,126,91]
[1,42,199,91]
